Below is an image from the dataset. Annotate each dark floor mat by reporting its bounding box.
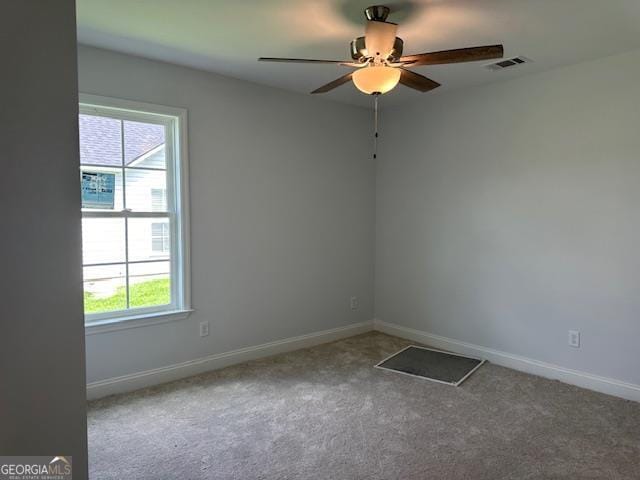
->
[375,345,484,386]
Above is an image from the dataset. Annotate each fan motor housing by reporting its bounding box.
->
[350,36,403,62]
[364,5,390,22]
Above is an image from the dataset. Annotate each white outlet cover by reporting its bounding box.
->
[568,330,580,348]
[350,296,359,310]
[200,321,209,337]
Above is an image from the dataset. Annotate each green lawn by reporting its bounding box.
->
[84,278,170,314]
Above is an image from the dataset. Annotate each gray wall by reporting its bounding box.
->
[0,1,88,477]
[376,48,640,386]
[78,46,375,384]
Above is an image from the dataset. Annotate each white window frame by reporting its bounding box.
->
[80,94,191,334]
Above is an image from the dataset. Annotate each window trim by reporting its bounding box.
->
[79,94,191,332]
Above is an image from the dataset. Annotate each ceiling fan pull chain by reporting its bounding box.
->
[373,93,379,159]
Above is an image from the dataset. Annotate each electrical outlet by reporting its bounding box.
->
[568,330,580,348]
[350,296,359,310]
[199,321,209,337]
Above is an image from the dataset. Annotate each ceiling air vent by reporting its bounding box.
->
[486,56,532,71]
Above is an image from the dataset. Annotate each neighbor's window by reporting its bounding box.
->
[79,96,189,324]
[151,222,170,254]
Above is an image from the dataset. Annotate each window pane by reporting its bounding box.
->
[80,166,123,212]
[150,188,167,212]
[124,120,166,169]
[129,261,170,308]
[83,264,126,315]
[79,114,122,166]
[128,217,170,261]
[124,169,168,212]
[151,223,170,253]
[82,218,126,265]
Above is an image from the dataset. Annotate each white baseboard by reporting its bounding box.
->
[87,320,374,400]
[374,319,640,403]
[87,317,640,403]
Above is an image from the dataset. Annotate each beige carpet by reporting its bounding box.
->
[88,332,640,479]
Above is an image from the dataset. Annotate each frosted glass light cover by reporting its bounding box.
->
[364,21,397,58]
[352,66,401,94]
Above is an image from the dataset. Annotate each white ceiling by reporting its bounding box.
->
[77,0,640,108]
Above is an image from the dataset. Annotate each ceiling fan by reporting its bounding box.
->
[259,5,504,96]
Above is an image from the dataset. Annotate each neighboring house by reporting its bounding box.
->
[79,115,169,300]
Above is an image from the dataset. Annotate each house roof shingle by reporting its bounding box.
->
[79,114,164,166]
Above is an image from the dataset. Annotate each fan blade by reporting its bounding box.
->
[400,45,503,66]
[311,73,354,94]
[259,57,350,64]
[399,69,441,92]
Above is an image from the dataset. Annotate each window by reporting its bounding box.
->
[151,222,170,254]
[79,95,190,326]
[151,188,167,212]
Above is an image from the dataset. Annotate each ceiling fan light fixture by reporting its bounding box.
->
[350,37,368,61]
[352,65,400,95]
[259,5,504,97]
[364,20,397,59]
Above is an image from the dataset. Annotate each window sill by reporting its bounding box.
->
[85,309,194,335]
